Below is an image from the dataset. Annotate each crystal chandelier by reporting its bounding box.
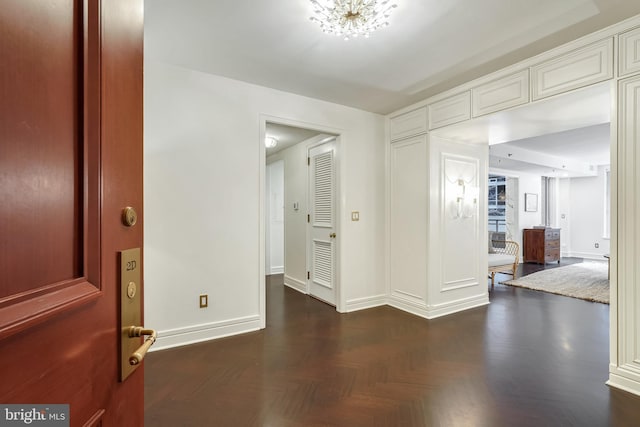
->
[309,0,398,40]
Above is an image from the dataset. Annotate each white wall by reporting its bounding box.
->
[558,166,610,259]
[518,172,543,231]
[490,168,610,259]
[266,160,284,275]
[145,61,386,350]
[558,178,572,256]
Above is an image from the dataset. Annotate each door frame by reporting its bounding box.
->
[259,115,344,327]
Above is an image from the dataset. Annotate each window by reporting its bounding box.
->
[488,175,506,232]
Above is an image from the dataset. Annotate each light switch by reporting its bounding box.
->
[351,211,360,221]
[293,202,299,211]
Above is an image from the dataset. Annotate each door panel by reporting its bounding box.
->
[0,0,144,425]
[308,140,337,305]
[0,0,82,297]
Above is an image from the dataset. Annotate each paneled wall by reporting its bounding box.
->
[388,136,428,313]
[427,137,488,317]
[612,70,640,395]
[387,115,488,318]
[387,15,640,397]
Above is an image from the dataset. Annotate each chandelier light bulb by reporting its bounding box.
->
[309,0,398,40]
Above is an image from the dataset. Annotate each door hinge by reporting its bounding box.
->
[307,271,310,280]
[307,157,310,166]
[307,214,310,223]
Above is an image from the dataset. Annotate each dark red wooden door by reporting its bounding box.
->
[0,0,144,425]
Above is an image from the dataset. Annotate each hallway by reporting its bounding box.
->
[145,275,640,426]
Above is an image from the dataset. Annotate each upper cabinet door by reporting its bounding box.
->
[472,70,530,118]
[428,91,471,130]
[531,38,613,101]
[389,107,428,141]
[619,27,640,78]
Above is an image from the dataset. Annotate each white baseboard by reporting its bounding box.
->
[284,275,307,294]
[387,294,429,318]
[389,293,489,320]
[565,251,609,261]
[344,294,387,312]
[269,266,284,274]
[424,294,489,319]
[150,289,487,353]
[151,315,262,352]
[607,368,640,398]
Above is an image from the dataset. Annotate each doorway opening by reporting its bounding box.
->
[433,82,612,301]
[261,119,341,324]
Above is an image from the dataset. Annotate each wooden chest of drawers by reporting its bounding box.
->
[523,228,561,264]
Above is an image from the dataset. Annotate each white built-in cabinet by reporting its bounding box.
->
[472,70,529,117]
[619,27,640,77]
[428,91,471,130]
[531,38,613,100]
[389,108,427,141]
[387,14,640,397]
[392,36,617,135]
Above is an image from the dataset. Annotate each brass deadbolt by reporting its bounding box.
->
[122,207,138,227]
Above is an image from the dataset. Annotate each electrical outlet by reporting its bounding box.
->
[594,243,599,249]
[199,294,208,308]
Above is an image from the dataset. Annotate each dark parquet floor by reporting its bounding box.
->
[145,265,640,426]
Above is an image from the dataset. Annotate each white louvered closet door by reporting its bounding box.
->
[308,139,336,306]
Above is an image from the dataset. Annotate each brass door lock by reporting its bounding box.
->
[122,207,138,227]
[120,248,157,381]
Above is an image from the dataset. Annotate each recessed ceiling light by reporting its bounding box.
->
[265,137,278,148]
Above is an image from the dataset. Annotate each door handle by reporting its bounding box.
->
[127,326,157,365]
[330,233,336,238]
[120,248,152,381]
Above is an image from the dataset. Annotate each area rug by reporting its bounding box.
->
[503,262,609,304]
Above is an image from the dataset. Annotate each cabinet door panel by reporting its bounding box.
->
[389,108,427,141]
[531,38,613,100]
[472,70,529,117]
[428,91,471,130]
[619,27,640,77]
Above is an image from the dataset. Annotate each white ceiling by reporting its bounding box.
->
[265,123,326,156]
[432,82,610,145]
[145,0,640,114]
[488,123,610,177]
[434,82,611,177]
